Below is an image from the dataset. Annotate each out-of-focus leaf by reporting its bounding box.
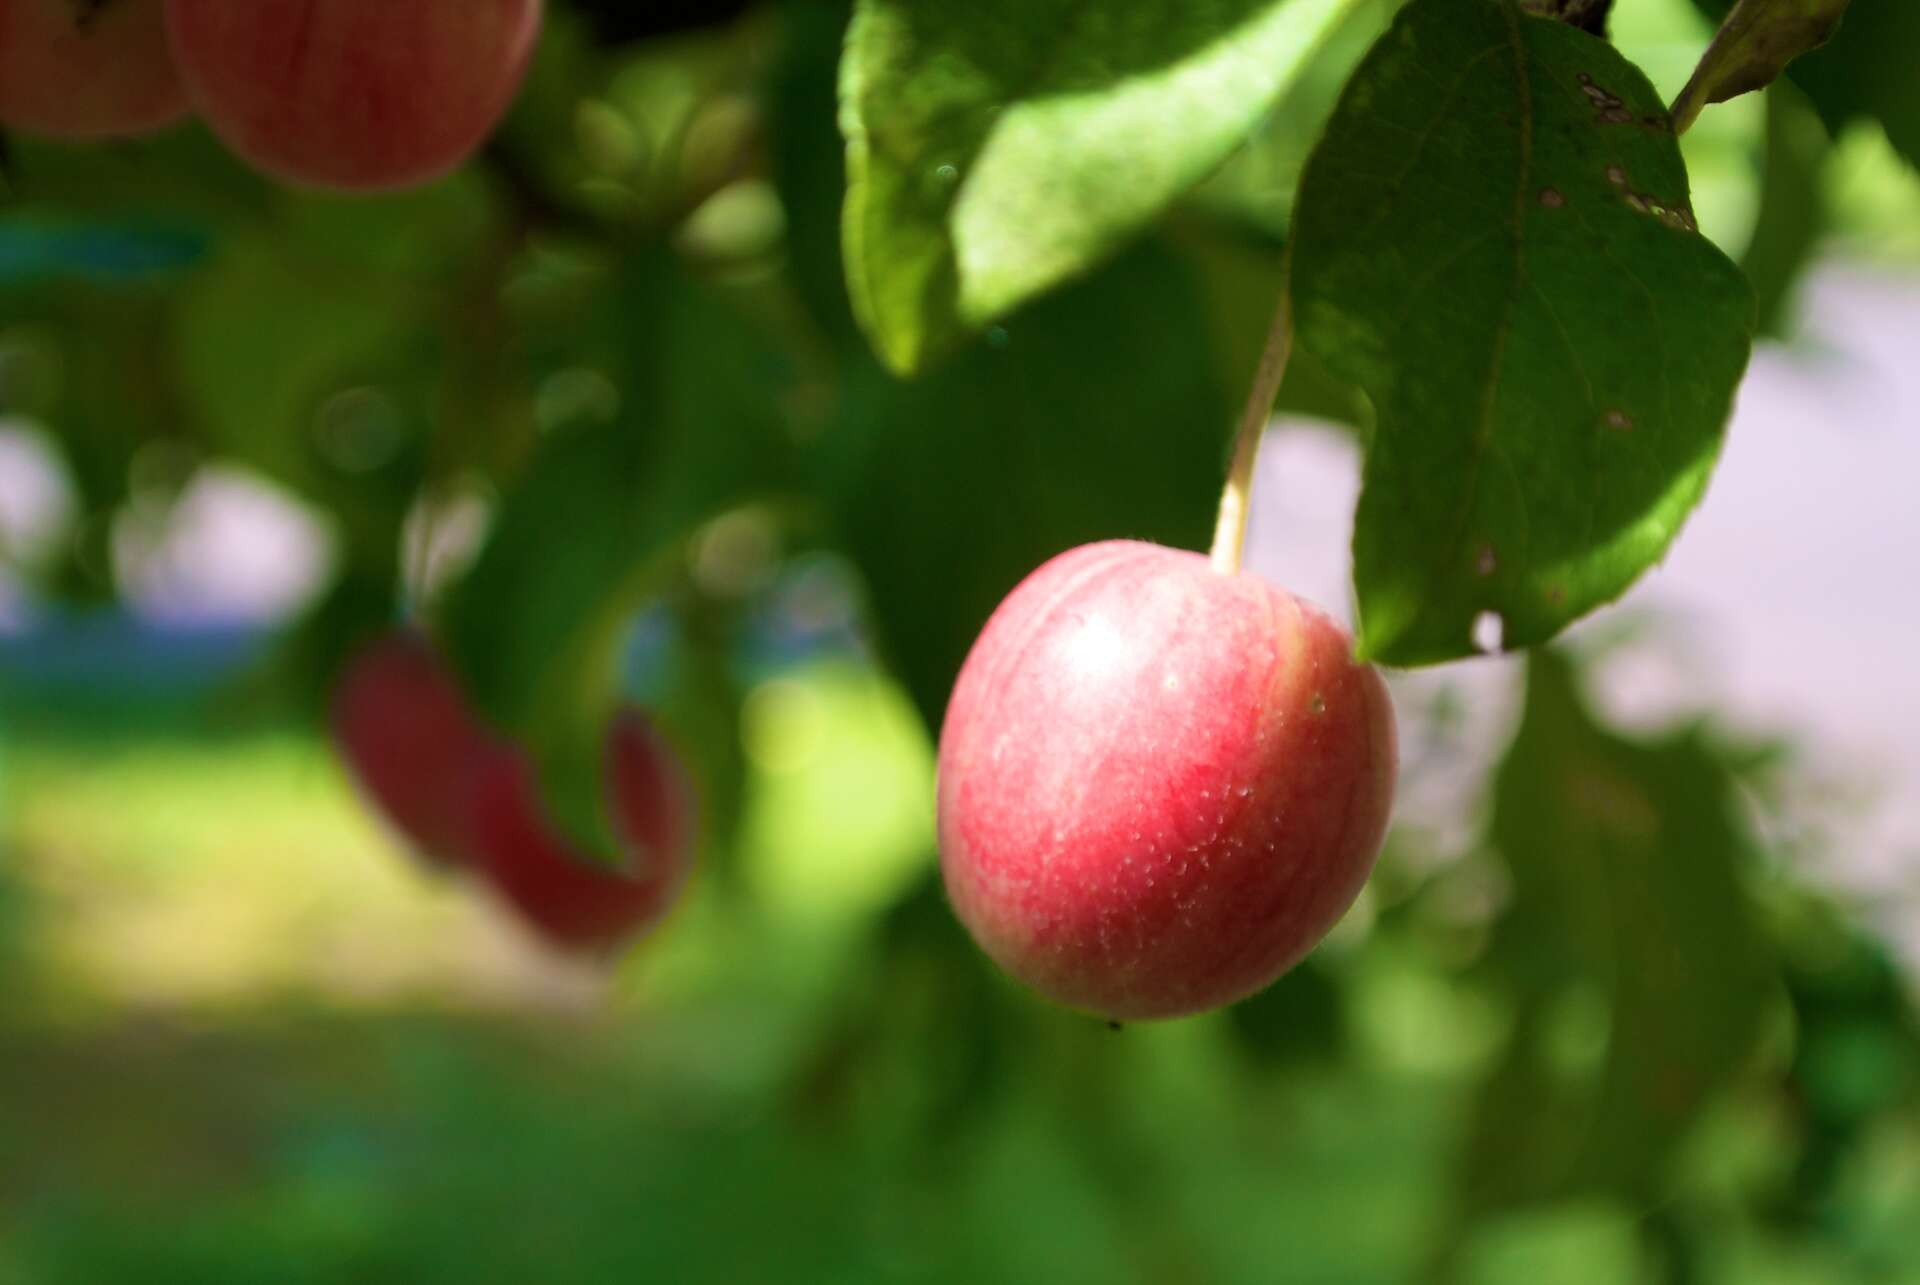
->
[0,290,188,601]
[1762,891,1920,1220]
[170,229,429,575]
[823,239,1226,732]
[1291,0,1754,665]
[1670,0,1851,134]
[1453,651,1774,1225]
[171,182,509,577]
[1168,223,1368,430]
[771,0,860,343]
[1180,0,1399,241]
[1742,85,1830,336]
[173,231,421,488]
[1226,956,1347,1066]
[839,0,1358,374]
[1692,0,1920,169]
[256,563,406,723]
[0,125,270,222]
[795,872,1017,1151]
[441,252,795,859]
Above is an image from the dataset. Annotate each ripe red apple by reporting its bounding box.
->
[937,540,1396,1021]
[0,0,189,139]
[164,0,542,190]
[471,713,698,955]
[331,632,489,869]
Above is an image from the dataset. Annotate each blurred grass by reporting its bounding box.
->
[4,656,1920,1283]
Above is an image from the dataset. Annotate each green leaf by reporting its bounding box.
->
[1453,651,1773,1221]
[1741,84,1830,336]
[1670,0,1851,134]
[1691,0,1920,169]
[825,239,1227,731]
[839,0,1357,374]
[441,252,794,859]
[173,230,421,491]
[0,289,186,601]
[1291,0,1754,666]
[772,0,863,344]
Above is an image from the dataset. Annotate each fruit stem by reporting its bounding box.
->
[1208,264,1294,576]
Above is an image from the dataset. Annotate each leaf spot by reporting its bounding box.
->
[1538,186,1565,208]
[1622,190,1697,232]
[1475,542,1498,576]
[1577,72,1624,112]
[1603,408,1633,431]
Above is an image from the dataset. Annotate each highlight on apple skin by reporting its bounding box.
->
[471,713,699,955]
[0,0,190,139]
[936,540,1397,1022]
[164,0,543,191]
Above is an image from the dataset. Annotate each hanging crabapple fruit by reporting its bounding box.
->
[936,540,1396,1021]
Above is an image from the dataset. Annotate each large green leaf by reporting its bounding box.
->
[441,252,794,858]
[825,240,1227,731]
[1453,651,1773,1223]
[1670,0,1851,133]
[1291,0,1754,666]
[839,0,1356,374]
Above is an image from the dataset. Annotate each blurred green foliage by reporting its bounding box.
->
[4,649,1920,1282]
[2,0,1920,1280]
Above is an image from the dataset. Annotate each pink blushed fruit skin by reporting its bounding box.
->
[471,713,698,955]
[937,540,1397,1021]
[331,634,697,957]
[165,0,543,191]
[331,632,488,869]
[0,0,190,139]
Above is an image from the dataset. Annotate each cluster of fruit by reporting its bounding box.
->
[332,634,697,957]
[0,0,542,190]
